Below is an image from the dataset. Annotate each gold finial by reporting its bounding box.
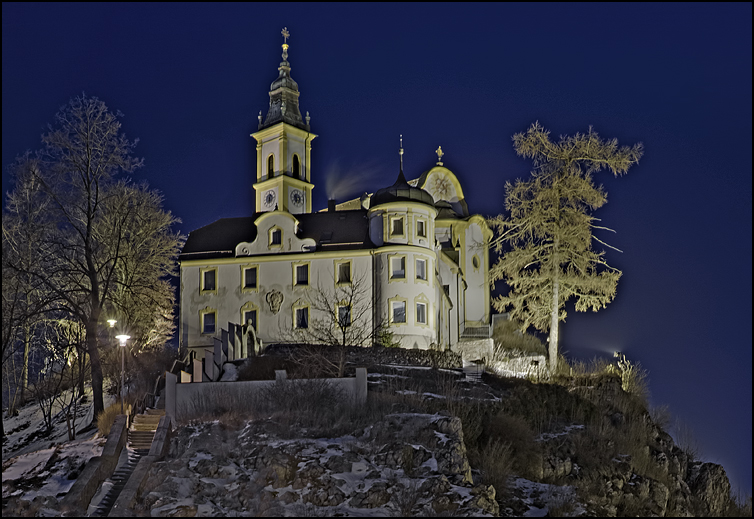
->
[436,146,444,166]
[281,27,290,60]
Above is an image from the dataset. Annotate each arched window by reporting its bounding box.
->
[268,154,274,177]
[292,154,300,179]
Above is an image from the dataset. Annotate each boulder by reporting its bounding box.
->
[686,461,731,516]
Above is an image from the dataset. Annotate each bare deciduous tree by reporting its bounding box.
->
[283,271,383,377]
[489,122,643,373]
[3,94,183,423]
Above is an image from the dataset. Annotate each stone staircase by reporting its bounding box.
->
[90,408,165,516]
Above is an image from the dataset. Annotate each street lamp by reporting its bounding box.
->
[116,334,130,414]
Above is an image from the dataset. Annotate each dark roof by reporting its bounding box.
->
[370,170,435,208]
[180,217,258,260]
[179,210,372,261]
[298,210,373,251]
[435,200,463,220]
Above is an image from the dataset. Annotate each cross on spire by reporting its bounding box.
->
[281,27,290,44]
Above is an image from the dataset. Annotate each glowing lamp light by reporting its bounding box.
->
[107,319,117,328]
[116,334,130,347]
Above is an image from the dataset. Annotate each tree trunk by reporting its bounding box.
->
[548,279,559,374]
[86,313,104,424]
[20,321,30,408]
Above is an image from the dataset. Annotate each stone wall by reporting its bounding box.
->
[166,368,367,423]
[451,339,494,363]
[60,414,128,515]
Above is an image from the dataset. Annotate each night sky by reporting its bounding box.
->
[3,3,751,494]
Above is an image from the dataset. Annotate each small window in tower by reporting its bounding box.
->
[391,217,404,236]
[293,155,300,179]
[271,229,282,246]
[391,257,405,279]
[416,259,427,281]
[268,154,274,177]
[392,301,406,324]
[417,220,426,238]
[416,303,427,324]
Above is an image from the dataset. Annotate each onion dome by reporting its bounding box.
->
[371,170,435,207]
[259,27,309,131]
[371,135,435,207]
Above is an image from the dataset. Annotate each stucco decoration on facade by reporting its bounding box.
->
[266,289,284,314]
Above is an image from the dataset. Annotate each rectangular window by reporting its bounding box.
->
[295,264,309,286]
[416,259,427,280]
[391,257,405,279]
[391,217,404,236]
[416,303,427,324]
[417,220,426,238]
[338,305,351,328]
[271,229,282,245]
[392,301,406,323]
[244,310,257,330]
[244,267,257,289]
[296,307,309,329]
[203,270,216,291]
[202,312,216,334]
[337,262,351,284]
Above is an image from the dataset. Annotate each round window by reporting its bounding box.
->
[472,255,480,269]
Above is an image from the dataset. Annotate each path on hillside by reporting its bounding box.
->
[88,406,165,517]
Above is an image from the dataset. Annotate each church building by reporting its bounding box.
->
[178,30,492,361]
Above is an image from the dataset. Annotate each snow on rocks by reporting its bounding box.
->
[132,414,499,516]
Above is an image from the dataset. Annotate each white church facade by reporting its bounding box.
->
[178,31,492,361]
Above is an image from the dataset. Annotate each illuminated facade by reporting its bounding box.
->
[178,31,492,360]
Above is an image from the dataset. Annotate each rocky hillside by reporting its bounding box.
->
[2,348,747,517]
[127,351,743,517]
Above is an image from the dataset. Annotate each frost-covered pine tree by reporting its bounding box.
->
[489,122,643,373]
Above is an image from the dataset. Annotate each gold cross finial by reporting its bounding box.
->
[436,146,444,165]
[281,27,290,44]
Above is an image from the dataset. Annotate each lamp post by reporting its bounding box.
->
[116,334,130,414]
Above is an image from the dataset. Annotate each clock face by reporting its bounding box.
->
[263,189,277,209]
[290,189,304,207]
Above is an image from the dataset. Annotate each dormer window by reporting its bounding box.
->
[293,154,300,179]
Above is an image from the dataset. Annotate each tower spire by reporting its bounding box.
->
[399,134,404,175]
[259,27,308,131]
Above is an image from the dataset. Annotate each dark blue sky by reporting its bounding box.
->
[3,3,751,494]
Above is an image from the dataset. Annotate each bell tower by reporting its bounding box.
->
[251,27,317,214]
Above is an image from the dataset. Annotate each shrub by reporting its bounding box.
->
[469,438,514,497]
[483,412,541,480]
[96,402,122,437]
[491,317,546,356]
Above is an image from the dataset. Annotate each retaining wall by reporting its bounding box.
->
[60,414,128,515]
[166,368,367,424]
